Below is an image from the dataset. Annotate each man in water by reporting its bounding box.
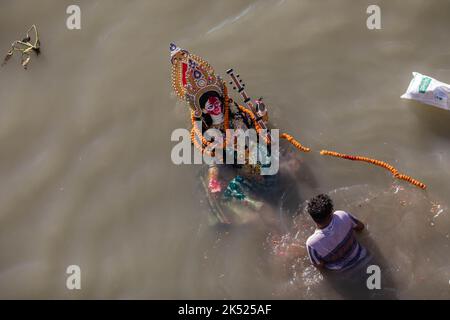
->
[306,194,367,271]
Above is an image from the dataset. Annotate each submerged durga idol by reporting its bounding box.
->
[169,43,427,226]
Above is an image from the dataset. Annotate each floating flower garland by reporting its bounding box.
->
[319,150,427,189]
[236,106,425,189]
[237,105,311,152]
[189,86,426,190]
[236,105,262,132]
[279,133,311,153]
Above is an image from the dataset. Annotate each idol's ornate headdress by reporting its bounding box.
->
[170,43,226,117]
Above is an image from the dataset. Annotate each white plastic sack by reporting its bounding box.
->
[401,72,450,110]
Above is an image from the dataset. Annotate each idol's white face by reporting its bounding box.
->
[204,96,223,116]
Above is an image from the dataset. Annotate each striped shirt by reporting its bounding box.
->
[306,211,367,271]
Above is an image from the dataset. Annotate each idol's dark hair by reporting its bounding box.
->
[306,194,334,224]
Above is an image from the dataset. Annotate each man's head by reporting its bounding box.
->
[307,194,334,225]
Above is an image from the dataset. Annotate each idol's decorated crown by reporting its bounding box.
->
[170,43,226,117]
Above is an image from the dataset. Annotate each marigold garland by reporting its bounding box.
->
[236,105,262,132]
[236,105,311,153]
[394,174,427,190]
[319,150,426,189]
[188,89,426,190]
[279,133,311,153]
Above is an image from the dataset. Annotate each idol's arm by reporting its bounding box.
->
[207,164,222,194]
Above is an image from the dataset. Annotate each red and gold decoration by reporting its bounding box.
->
[320,150,426,189]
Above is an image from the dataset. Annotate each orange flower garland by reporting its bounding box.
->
[279,133,311,153]
[236,105,262,132]
[223,85,230,147]
[236,105,311,153]
[395,174,427,189]
[319,150,426,189]
[190,127,202,151]
[188,88,426,190]
[236,105,425,189]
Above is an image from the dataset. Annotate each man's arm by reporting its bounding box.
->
[353,219,365,232]
[307,245,325,269]
[347,212,365,232]
[313,260,325,269]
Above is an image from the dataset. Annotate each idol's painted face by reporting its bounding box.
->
[204,96,223,116]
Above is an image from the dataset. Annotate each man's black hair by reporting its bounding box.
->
[307,194,334,224]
